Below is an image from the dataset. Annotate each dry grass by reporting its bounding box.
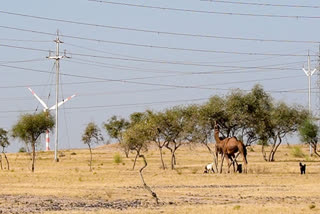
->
[0,144,320,213]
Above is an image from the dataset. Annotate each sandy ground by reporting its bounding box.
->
[0,144,319,213]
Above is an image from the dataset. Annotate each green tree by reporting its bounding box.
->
[0,128,10,170]
[122,119,158,203]
[299,119,320,157]
[12,112,54,172]
[263,102,308,161]
[159,106,194,170]
[104,116,130,157]
[123,117,152,170]
[140,110,168,169]
[231,85,273,147]
[82,122,104,171]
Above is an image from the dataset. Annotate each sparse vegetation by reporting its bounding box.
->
[18,147,26,153]
[233,205,241,210]
[113,153,122,164]
[82,122,104,171]
[0,144,318,213]
[0,128,10,170]
[309,204,316,209]
[291,146,306,158]
[299,119,320,157]
[11,112,55,172]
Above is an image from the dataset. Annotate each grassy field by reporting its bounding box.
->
[0,143,319,213]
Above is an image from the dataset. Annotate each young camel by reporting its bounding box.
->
[214,123,248,173]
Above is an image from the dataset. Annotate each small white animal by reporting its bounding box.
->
[204,162,215,173]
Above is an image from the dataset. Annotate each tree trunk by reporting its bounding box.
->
[311,143,320,157]
[269,136,282,162]
[89,144,92,171]
[268,137,277,162]
[132,152,139,170]
[0,154,2,170]
[124,147,129,158]
[170,147,177,170]
[138,154,159,204]
[203,143,218,172]
[165,145,174,170]
[31,142,36,172]
[171,152,175,170]
[261,145,267,162]
[2,152,9,170]
[159,147,165,170]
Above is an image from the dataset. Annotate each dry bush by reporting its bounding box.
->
[113,153,123,164]
[291,146,306,158]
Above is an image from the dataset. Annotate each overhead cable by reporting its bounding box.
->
[88,0,320,19]
[201,0,320,9]
[1,18,320,44]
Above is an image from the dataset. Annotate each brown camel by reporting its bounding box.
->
[214,123,248,173]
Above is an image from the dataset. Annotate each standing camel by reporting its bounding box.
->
[214,122,248,173]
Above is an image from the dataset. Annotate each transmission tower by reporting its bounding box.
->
[47,30,70,162]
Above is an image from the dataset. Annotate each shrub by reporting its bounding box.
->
[18,147,26,153]
[309,204,316,209]
[70,152,77,155]
[113,153,123,164]
[59,152,65,157]
[191,168,198,174]
[175,168,182,175]
[233,205,241,210]
[291,146,306,158]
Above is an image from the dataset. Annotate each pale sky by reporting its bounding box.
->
[1,0,320,152]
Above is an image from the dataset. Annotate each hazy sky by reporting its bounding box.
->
[1,0,320,152]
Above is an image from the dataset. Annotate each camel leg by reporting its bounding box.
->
[233,154,239,173]
[227,156,234,173]
[220,154,225,174]
[226,155,231,173]
[215,152,219,173]
[232,157,236,173]
[242,152,248,173]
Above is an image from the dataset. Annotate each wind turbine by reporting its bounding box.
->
[28,87,76,151]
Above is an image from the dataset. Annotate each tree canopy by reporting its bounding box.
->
[106,84,309,166]
[12,112,55,172]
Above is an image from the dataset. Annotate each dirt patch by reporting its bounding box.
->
[0,195,159,213]
[123,184,266,189]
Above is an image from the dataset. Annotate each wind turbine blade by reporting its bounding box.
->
[28,87,48,109]
[49,94,76,110]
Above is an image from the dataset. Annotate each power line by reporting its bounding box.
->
[1,26,319,57]
[0,43,312,74]
[1,43,315,68]
[0,64,307,93]
[2,36,315,58]
[64,42,312,65]
[0,58,46,64]
[66,57,301,76]
[69,52,307,67]
[68,56,303,73]
[0,90,313,114]
[0,38,51,42]
[1,19,320,45]
[201,0,320,9]
[88,0,320,19]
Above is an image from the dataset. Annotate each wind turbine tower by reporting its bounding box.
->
[28,88,76,151]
